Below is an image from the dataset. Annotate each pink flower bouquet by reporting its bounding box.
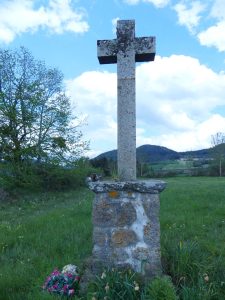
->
[43,265,80,297]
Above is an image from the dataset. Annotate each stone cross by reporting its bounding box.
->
[97,20,155,181]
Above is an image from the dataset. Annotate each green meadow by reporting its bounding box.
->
[0,177,225,299]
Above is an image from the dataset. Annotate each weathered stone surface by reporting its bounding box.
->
[143,221,160,246]
[132,247,151,261]
[97,20,155,181]
[116,202,137,226]
[108,190,120,198]
[85,20,164,284]
[112,248,129,261]
[93,227,111,247]
[112,229,137,247]
[91,183,164,277]
[92,198,116,226]
[89,180,166,194]
[144,250,162,278]
[92,245,110,261]
[143,194,160,220]
[92,197,136,227]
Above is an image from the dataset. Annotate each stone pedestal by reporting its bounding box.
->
[88,180,166,278]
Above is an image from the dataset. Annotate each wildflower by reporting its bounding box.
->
[52,269,60,276]
[105,283,110,293]
[68,289,75,296]
[203,273,209,282]
[101,271,106,279]
[62,264,78,275]
[134,281,139,291]
[179,276,185,282]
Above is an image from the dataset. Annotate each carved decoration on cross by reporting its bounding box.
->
[97,20,156,181]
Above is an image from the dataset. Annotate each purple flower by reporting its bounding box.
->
[52,269,60,276]
[68,289,75,296]
[43,267,79,297]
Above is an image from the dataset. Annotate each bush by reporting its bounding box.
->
[36,159,97,191]
[144,276,178,300]
[0,158,98,192]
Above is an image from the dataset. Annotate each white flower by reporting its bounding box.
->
[203,273,209,282]
[105,283,110,292]
[62,264,78,275]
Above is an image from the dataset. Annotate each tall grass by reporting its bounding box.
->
[0,177,225,299]
[0,188,93,299]
[160,177,225,299]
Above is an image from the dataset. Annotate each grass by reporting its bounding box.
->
[0,177,225,299]
[160,177,225,299]
[0,188,93,299]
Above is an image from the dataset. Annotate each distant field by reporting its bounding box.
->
[0,177,225,299]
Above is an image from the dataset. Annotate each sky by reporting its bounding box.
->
[1,0,225,157]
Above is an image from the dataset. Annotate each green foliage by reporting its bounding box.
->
[90,157,116,177]
[87,270,178,300]
[0,178,225,299]
[0,47,88,187]
[0,188,93,299]
[87,268,143,300]
[162,240,204,286]
[145,276,178,300]
[36,158,97,191]
[0,158,97,191]
[161,177,225,299]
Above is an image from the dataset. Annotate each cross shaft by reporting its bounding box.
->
[97,20,155,181]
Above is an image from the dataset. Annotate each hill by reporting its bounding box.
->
[93,144,211,163]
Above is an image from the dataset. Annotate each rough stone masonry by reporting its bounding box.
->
[89,20,166,278]
[89,180,166,277]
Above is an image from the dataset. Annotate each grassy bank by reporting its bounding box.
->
[0,177,225,299]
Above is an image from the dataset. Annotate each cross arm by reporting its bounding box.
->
[97,39,117,64]
[135,37,156,62]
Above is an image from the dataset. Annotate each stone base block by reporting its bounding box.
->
[88,180,166,278]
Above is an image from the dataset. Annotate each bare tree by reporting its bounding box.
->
[211,132,225,177]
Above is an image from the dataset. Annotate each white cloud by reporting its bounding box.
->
[66,54,225,156]
[0,0,89,44]
[112,17,120,35]
[210,0,225,20]
[173,1,206,33]
[66,71,117,156]
[198,21,225,51]
[197,0,225,51]
[123,0,170,8]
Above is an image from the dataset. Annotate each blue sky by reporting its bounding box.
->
[1,0,225,157]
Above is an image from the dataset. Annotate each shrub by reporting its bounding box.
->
[0,158,98,192]
[144,276,178,300]
[37,159,98,191]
